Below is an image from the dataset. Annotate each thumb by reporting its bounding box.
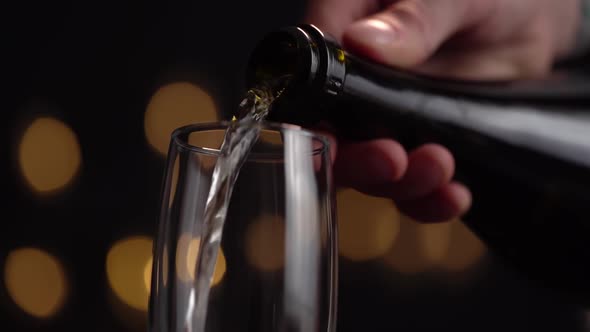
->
[304,0,380,41]
[342,0,487,68]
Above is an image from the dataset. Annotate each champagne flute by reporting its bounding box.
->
[148,121,338,332]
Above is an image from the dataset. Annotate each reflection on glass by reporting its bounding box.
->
[149,122,337,332]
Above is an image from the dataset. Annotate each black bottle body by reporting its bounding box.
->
[246,24,590,304]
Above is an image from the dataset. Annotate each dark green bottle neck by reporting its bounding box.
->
[246,23,590,170]
[340,55,590,170]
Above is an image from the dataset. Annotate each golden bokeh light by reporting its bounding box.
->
[259,129,283,145]
[245,215,286,272]
[4,247,67,318]
[383,216,487,275]
[187,129,225,151]
[187,130,226,170]
[144,257,153,293]
[18,117,81,193]
[175,234,226,285]
[382,215,431,275]
[337,189,400,261]
[106,236,153,311]
[417,222,453,264]
[145,82,218,155]
[440,220,487,272]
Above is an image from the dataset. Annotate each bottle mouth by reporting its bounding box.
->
[246,25,325,92]
[244,24,339,125]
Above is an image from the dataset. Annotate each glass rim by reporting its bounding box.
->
[171,121,331,158]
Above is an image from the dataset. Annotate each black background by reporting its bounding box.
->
[2,0,589,331]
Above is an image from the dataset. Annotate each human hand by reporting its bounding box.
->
[305,0,583,222]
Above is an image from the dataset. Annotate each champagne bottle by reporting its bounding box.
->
[244,24,590,304]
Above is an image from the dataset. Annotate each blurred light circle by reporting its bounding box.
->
[417,222,453,264]
[106,236,153,311]
[175,234,226,285]
[245,215,286,272]
[175,234,195,281]
[145,82,218,155]
[4,247,67,318]
[383,217,487,275]
[441,220,487,272]
[144,257,153,293]
[337,189,400,261]
[18,117,81,193]
[382,215,430,275]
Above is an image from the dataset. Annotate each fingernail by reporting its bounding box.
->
[347,18,397,46]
